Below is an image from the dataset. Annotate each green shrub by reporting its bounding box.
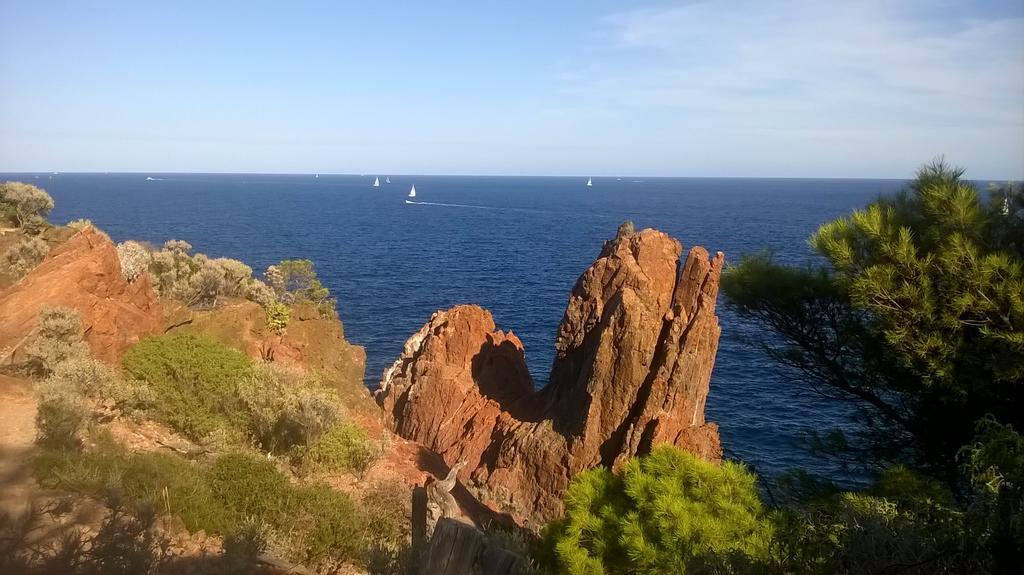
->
[3,236,49,278]
[290,483,362,564]
[35,379,89,449]
[237,364,340,453]
[540,446,773,575]
[222,519,270,575]
[208,453,292,521]
[122,334,253,440]
[266,259,336,319]
[304,422,379,476]
[265,300,291,333]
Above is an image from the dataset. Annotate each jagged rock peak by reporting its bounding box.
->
[375,225,725,526]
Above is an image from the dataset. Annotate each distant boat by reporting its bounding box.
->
[408,185,416,198]
[373,177,380,187]
[145,177,156,181]
[385,176,391,184]
[586,177,593,187]
[315,174,319,179]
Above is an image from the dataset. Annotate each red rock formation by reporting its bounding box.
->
[376,227,724,526]
[0,227,163,366]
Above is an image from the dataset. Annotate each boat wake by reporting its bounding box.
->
[404,200,500,210]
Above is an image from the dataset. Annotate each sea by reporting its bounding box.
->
[4,172,908,482]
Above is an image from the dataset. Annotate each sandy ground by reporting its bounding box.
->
[0,373,41,517]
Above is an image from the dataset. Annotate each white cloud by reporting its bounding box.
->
[555,0,1024,177]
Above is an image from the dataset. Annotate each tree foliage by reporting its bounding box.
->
[0,181,54,232]
[539,446,772,574]
[722,160,1024,478]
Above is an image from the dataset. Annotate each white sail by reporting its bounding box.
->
[385,176,391,184]
[373,177,380,187]
[586,177,593,187]
[408,185,416,198]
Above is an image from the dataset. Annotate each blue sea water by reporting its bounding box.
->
[5,172,904,481]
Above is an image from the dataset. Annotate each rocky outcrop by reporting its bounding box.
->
[376,227,724,526]
[0,227,162,366]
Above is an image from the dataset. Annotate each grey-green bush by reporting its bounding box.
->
[3,236,49,278]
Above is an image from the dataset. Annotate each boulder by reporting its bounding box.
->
[376,227,724,526]
[0,227,162,366]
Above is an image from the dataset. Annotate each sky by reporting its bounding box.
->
[1,1,1022,178]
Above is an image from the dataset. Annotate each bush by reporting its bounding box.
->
[116,240,150,283]
[33,443,376,569]
[304,423,379,476]
[0,181,54,231]
[35,378,89,449]
[122,334,253,440]
[266,259,336,319]
[540,446,773,575]
[23,306,90,375]
[265,300,291,333]
[3,236,49,278]
[237,364,339,453]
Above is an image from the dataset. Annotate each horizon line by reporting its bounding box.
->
[4,169,1020,182]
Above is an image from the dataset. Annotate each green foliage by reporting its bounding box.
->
[0,181,54,231]
[121,333,254,440]
[32,443,378,568]
[265,300,291,333]
[540,446,772,574]
[3,236,49,278]
[35,378,89,449]
[959,417,1024,569]
[266,259,336,319]
[722,159,1024,477]
[237,364,340,453]
[304,422,380,476]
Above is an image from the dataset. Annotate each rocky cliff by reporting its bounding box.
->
[376,227,724,526]
[0,227,163,366]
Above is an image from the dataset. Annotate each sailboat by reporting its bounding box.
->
[385,176,391,184]
[373,177,380,187]
[315,174,319,179]
[405,185,417,203]
[586,177,593,187]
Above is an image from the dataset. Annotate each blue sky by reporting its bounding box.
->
[1,1,1022,178]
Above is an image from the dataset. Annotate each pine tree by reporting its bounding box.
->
[722,160,1024,480]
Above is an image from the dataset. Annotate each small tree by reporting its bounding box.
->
[265,259,336,318]
[0,182,54,232]
[540,446,773,574]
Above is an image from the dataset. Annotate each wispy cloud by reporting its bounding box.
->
[555,0,1024,177]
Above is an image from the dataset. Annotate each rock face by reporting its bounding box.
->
[0,227,162,366]
[376,227,724,526]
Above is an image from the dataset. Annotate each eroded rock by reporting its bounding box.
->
[376,227,724,526]
[0,227,162,366]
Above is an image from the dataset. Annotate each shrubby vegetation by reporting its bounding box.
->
[3,236,49,279]
[31,438,406,569]
[267,259,337,319]
[539,446,772,575]
[0,181,54,233]
[121,333,379,473]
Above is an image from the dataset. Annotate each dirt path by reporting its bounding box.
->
[0,373,39,517]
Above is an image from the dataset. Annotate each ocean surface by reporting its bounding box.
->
[5,173,906,481]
